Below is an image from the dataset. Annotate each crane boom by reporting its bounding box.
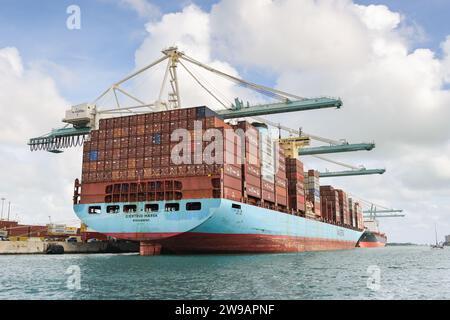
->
[217,97,342,119]
[299,143,375,155]
[363,209,403,214]
[319,168,386,178]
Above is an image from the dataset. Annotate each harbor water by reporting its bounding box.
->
[1,246,449,300]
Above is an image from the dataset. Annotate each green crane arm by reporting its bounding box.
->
[319,168,386,178]
[363,214,405,218]
[217,97,342,119]
[28,127,91,152]
[363,209,403,214]
[299,143,375,156]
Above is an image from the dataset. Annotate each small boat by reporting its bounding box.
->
[431,224,444,249]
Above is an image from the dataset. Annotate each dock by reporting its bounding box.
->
[0,241,139,255]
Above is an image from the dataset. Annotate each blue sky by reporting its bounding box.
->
[1,0,449,102]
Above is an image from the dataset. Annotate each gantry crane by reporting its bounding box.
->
[362,205,405,234]
[363,206,405,219]
[29,47,342,152]
[28,46,384,178]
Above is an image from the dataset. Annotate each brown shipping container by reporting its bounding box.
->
[223,187,242,202]
[246,184,261,198]
[262,190,275,203]
[336,189,350,225]
[244,172,260,187]
[223,174,241,191]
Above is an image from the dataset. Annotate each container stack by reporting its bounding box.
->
[234,121,261,204]
[286,158,305,214]
[258,125,276,206]
[81,106,243,203]
[80,105,364,228]
[319,186,341,223]
[305,170,321,217]
[354,202,364,229]
[274,146,288,209]
[348,198,357,228]
[336,189,350,226]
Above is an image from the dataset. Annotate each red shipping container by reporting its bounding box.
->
[262,180,275,192]
[246,184,261,198]
[223,174,242,191]
[244,172,260,187]
[262,190,275,202]
[127,158,136,169]
[223,187,242,202]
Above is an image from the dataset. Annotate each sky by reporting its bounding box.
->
[0,0,449,244]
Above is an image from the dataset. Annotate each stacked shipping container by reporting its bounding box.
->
[348,198,356,228]
[233,121,261,204]
[285,158,305,214]
[305,170,321,217]
[275,147,288,209]
[79,105,365,229]
[320,186,341,223]
[81,106,242,203]
[336,189,351,226]
[354,202,364,229]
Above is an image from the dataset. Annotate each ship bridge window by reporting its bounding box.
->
[186,202,202,211]
[88,206,102,214]
[107,205,120,214]
[232,204,241,210]
[145,204,159,212]
[165,203,180,212]
[124,205,137,213]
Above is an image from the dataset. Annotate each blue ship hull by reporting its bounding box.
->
[74,198,363,253]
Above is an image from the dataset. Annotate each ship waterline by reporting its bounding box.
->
[74,198,363,254]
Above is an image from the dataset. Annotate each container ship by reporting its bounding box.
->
[357,231,387,248]
[73,106,366,255]
[357,218,387,248]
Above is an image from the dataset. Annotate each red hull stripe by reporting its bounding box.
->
[358,241,386,248]
[106,232,357,253]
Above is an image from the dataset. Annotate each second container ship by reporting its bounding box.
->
[73,106,366,255]
[357,218,387,247]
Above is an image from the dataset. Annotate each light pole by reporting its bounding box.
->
[1,198,5,221]
[7,201,11,221]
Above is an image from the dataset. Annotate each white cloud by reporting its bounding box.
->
[0,47,81,226]
[0,47,23,76]
[353,4,401,32]
[442,36,450,83]
[112,4,258,111]
[0,47,69,145]
[210,0,372,73]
